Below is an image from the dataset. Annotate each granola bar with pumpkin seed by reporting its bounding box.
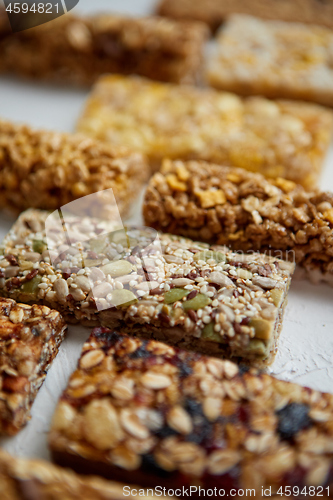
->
[143,160,333,286]
[77,75,333,186]
[0,119,148,218]
[0,298,66,435]
[156,0,333,33]
[0,208,294,365]
[0,448,161,499]
[0,10,208,86]
[207,15,333,107]
[49,329,333,494]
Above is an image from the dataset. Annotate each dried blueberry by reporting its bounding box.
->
[129,342,150,359]
[277,403,311,440]
[155,425,178,439]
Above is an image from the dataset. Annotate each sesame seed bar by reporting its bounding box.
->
[143,160,333,286]
[0,298,66,435]
[207,15,333,107]
[0,208,294,365]
[0,119,148,218]
[156,0,333,33]
[0,448,160,499]
[49,329,333,494]
[0,10,208,86]
[77,75,333,186]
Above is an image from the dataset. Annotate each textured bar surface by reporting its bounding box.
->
[143,160,333,285]
[0,298,66,435]
[0,119,148,217]
[50,329,333,494]
[0,448,159,499]
[207,15,333,107]
[157,0,333,32]
[77,75,333,186]
[0,209,294,365]
[0,11,208,85]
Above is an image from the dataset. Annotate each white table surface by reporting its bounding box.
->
[0,0,332,461]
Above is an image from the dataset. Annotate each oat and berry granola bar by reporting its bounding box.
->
[143,160,333,286]
[207,15,333,107]
[77,75,333,187]
[49,329,333,494]
[0,209,294,365]
[0,298,66,435]
[0,448,159,499]
[156,0,333,32]
[0,119,148,217]
[0,10,208,85]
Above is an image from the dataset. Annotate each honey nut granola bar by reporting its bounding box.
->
[77,75,333,186]
[156,0,333,33]
[0,10,208,86]
[206,15,333,107]
[0,119,148,217]
[0,448,161,499]
[0,298,66,435]
[143,160,333,286]
[49,329,333,495]
[0,209,294,366]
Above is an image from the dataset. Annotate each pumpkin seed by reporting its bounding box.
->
[236,269,253,280]
[201,322,221,342]
[269,289,284,307]
[101,260,133,277]
[111,289,138,307]
[164,288,189,304]
[245,339,267,357]
[193,251,227,263]
[21,275,42,294]
[183,293,212,311]
[32,240,47,254]
[249,318,272,340]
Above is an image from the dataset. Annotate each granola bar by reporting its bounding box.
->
[0,11,208,85]
[49,329,333,494]
[77,75,333,187]
[0,448,159,499]
[207,15,333,107]
[0,119,148,217]
[0,208,294,365]
[0,298,66,435]
[156,0,333,32]
[143,160,333,286]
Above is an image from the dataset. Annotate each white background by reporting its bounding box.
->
[0,0,333,461]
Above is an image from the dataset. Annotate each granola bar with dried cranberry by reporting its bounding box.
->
[0,298,66,435]
[0,447,160,499]
[49,329,333,495]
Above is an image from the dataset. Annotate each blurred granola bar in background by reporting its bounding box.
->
[0,10,208,85]
[207,15,333,107]
[77,75,333,188]
[157,0,333,33]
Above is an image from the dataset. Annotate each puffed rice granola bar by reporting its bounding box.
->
[156,0,333,32]
[49,329,333,494]
[0,119,148,217]
[207,15,333,107]
[77,75,333,187]
[0,297,66,435]
[0,208,294,365]
[0,10,208,85]
[0,448,160,499]
[143,160,333,286]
